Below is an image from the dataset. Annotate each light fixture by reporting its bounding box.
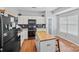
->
[41,15,45,17]
[18,13,22,16]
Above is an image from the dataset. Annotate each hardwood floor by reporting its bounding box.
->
[20,39,37,52]
[59,39,79,52]
[20,37,79,52]
[56,36,79,52]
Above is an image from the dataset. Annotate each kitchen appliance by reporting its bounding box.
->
[0,14,3,51]
[0,14,20,52]
[28,19,36,38]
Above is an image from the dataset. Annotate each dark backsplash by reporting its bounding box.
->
[18,24,46,28]
[36,24,46,28]
[18,24,28,28]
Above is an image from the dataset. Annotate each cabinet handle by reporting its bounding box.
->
[47,44,51,46]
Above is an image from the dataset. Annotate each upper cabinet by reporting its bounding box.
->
[18,16,28,24]
[18,16,23,24]
[23,16,28,24]
[36,17,46,24]
[18,16,46,24]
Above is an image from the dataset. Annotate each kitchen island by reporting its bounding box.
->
[36,31,57,52]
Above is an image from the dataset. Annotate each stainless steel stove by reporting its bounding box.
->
[28,19,36,38]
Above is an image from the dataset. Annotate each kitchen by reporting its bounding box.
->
[0,7,79,52]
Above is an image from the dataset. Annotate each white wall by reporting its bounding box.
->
[45,10,58,35]
[51,15,58,35]
[45,10,53,34]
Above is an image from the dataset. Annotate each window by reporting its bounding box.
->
[59,15,79,36]
[59,17,67,33]
[67,15,78,36]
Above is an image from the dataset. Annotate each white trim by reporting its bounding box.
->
[78,15,79,36]
[54,8,79,15]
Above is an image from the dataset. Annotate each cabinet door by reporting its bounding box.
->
[21,32,23,40]
[18,17,21,24]
[24,19,28,24]
[40,40,56,52]
[18,17,23,24]
[41,17,46,24]
[23,17,28,24]
[24,29,28,39]
[25,30,28,39]
[23,30,25,40]
[36,19,41,24]
[36,17,45,24]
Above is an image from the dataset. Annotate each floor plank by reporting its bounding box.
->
[20,39,37,52]
[59,38,79,52]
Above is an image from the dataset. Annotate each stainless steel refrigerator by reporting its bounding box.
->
[0,14,20,52]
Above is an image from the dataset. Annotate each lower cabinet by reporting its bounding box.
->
[40,40,56,52]
[20,29,28,46]
[36,39,56,52]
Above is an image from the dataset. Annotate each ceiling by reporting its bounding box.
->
[5,7,58,16]
[15,7,57,12]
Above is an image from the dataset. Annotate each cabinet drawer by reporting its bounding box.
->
[40,40,56,52]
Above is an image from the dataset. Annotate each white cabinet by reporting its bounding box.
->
[36,38,56,52]
[24,19,28,24]
[18,16,46,24]
[18,16,28,24]
[18,17,24,24]
[23,29,28,39]
[40,40,56,52]
[23,17,28,24]
[28,16,46,24]
[36,32,56,52]
[20,29,28,46]
[36,17,46,24]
